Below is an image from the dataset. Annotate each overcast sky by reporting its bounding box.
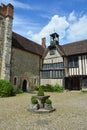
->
[0,0,87,46]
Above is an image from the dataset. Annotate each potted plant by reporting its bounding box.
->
[30,97,39,110]
[31,97,38,104]
[44,98,53,110]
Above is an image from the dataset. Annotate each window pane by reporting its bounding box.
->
[74,57,78,67]
[57,71,63,78]
[42,62,64,70]
[52,71,56,78]
[53,63,57,69]
[41,71,50,78]
[57,62,64,68]
[74,61,78,67]
[60,71,63,78]
[69,56,78,68]
[69,61,73,67]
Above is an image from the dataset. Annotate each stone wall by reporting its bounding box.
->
[11,47,41,90]
[1,17,13,80]
[0,18,4,77]
[0,4,13,81]
[41,78,63,86]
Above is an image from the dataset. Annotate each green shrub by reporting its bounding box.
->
[34,84,40,90]
[37,86,44,96]
[53,84,63,92]
[81,90,87,93]
[31,97,38,104]
[41,84,54,92]
[81,88,87,93]
[16,88,23,94]
[45,98,52,104]
[0,79,15,97]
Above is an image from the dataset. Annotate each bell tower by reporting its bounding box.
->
[0,4,14,81]
[50,33,59,46]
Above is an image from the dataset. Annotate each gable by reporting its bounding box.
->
[45,48,61,59]
[43,45,64,64]
[43,44,64,58]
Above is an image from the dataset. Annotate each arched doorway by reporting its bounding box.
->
[22,80,27,92]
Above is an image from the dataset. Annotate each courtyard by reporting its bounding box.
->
[0,91,87,130]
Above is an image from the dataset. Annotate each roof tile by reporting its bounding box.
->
[12,32,44,56]
[62,40,87,56]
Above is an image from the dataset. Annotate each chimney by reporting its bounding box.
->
[0,3,14,19]
[41,37,46,48]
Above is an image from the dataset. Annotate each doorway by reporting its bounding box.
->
[71,77,80,90]
[22,80,27,92]
[65,77,80,90]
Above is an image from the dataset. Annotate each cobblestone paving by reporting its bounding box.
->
[0,91,87,130]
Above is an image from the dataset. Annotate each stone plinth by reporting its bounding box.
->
[32,95,50,108]
[28,95,56,113]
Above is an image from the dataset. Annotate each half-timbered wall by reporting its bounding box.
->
[68,54,87,76]
[40,48,64,86]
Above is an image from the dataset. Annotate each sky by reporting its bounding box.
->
[0,0,87,46]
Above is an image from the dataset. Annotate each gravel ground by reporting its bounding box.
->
[0,91,87,130]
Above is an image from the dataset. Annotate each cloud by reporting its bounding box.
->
[9,8,87,46]
[67,15,87,42]
[68,11,77,22]
[0,0,32,9]
[27,15,69,45]
[27,12,87,45]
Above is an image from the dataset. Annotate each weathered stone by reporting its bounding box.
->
[29,103,39,111]
[32,95,50,108]
[10,48,40,90]
[29,95,55,113]
[0,7,13,81]
[44,103,53,110]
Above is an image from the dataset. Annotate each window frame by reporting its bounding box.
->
[68,56,78,68]
[52,70,63,79]
[41,71,50,79]
[42,62,64,70]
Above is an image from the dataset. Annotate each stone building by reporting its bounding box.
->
[11,32,44,91]
[0,3,87,91]
[0,4,44,91]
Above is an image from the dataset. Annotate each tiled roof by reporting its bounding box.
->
[62,39,87,56]
[12,32,87,57]
[12,32,44,56]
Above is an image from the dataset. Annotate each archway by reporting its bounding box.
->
[22,80,27,92]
